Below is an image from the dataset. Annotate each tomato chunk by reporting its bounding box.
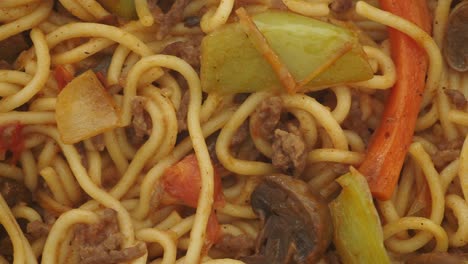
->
[162,154,224,208]
[95,71,108,88]
[162,154,225,246]
[0,122,25,164]
[206,211,221,248]
[54,65,74,90]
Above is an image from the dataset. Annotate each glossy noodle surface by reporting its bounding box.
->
[0,0,467,263]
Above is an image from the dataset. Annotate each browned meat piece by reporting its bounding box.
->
[162,35,203,68]
[406,252,468,264]
[342,98,371,143]
[101,165,121,188]
[432,138,464,169]
[27,220,50,239]
[0,33,30,63]
[214,234,255,259]
[231,121,249,147]
[235,0,286,10]
[436,138,464,150]
[0,178,32,207]
[330,0,353,13]
[177,90,190,132]
[73,209,146,264]
[132,97,151,139]
[272,127,307,175]
[98,14,120,26]
[250,96,283,141]
[76,142,88,168]
[74,55,112,77]
[432,149,461,169]
[206,135,219,162]
[91,134,105,151]
[157,0,190,39]
[445,88,467,109]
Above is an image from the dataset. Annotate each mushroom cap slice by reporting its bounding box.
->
[243,174,332,264]
[444,1,468,72]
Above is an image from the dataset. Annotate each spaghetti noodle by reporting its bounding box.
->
[0,0,467,263]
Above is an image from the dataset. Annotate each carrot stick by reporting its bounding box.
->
[358,0,431,200]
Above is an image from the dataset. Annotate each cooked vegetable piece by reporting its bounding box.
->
[162,154,224,247]
[201,11,373,94]
[206,211,221,248]
[329,168,390,264]
[243,174,332,264]
[236,8,296,93]
[444,1,468,72]
[359,0,431,200]
[162,154,225,208]
[98,0,136,19]
[54,65,74,90]
[56,70,120,144]
[0,122,25,164]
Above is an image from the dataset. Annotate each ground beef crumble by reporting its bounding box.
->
[0,178,31,207]
[132,97,151,139]
[272,124,307,175]
[432,138,464,169]
[330,0,353,13]
[155,0,190,40]
[27,220,50,239]
[162,35,203,68]
[342,96,371,143]
[214,234,255,259]
[250,96,283,141]
[72,209,146,264]
[176,90,190,132]
[445,88,467,109]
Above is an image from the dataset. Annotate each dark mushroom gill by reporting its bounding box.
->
[242,174,332,264]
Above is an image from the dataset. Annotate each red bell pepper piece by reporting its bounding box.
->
[359,0,432,200]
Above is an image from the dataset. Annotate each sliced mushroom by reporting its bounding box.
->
[444,1,468,72]
[242,174,332,264]
[406,252,468,264]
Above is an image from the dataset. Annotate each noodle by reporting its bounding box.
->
[0,0,467,263]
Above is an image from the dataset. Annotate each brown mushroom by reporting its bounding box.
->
[242,174,332,264]
[444,1,468,72]
[406,252,468,264]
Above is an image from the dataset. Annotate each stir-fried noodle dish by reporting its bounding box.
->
[0,0,468,263]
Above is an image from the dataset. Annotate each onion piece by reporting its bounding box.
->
[56,70,120,144]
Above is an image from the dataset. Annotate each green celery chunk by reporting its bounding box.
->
[98,0,136,19]
[201,11,373,94]
[329,169,391,264]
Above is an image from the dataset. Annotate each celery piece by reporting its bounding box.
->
[329,169,391,264]
[201,11,373,94]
